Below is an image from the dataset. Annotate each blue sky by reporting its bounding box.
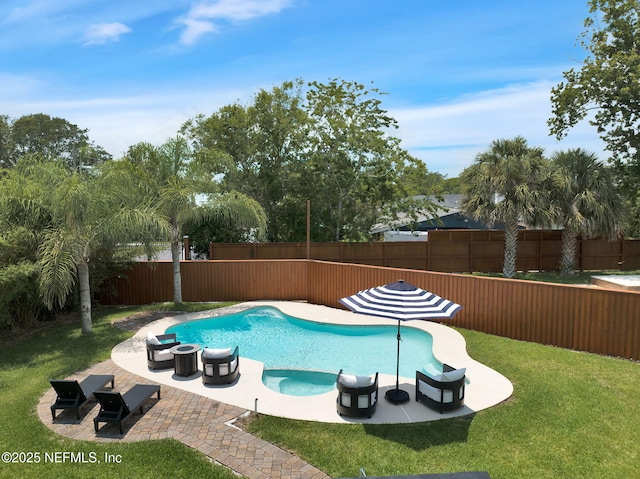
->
[0,0,605,177]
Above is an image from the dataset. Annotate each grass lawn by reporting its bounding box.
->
[247,328,640,479]
[1,302,639,479]
[0,303,240,479]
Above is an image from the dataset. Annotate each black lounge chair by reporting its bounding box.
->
[146,332,180,370]
[201,346,239,385]
[336,369,379,418]
[416,364,466,413]
[50,374,115,420]
[93,384,161,434]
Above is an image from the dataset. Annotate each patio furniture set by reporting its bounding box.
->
[336,363,466,419]
[146,332,240,385]
[145,331,466,419]
[48,325,466,435]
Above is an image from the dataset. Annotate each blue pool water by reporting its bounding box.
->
[166,306,443,394]
[262,369,339,396]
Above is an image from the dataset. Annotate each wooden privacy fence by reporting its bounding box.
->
[208,230,640,273]
[106,260,640,361]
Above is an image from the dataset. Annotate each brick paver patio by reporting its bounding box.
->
[38,359,329,479]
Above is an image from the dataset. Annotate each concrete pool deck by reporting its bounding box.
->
[591,274,640,292]
[111,301,513,424]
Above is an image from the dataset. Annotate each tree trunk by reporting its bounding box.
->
[503,219,519,278]
[171,241,183,304]
[78,260,93,334]
[560,227,578,276]
[334,197,343,242]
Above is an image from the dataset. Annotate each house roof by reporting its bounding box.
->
[370,194,464,234]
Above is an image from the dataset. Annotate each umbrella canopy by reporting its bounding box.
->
[338,279,463,404]
[338,279,462,321]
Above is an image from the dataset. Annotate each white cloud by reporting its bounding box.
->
[1,75,608,178]
[82,22,131,46]
[391,81,609,178]
[176,0,292,46]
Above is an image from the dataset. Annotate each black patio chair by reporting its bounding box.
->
[201,346,240,385]
[336,369,378,418]
[93,384,161,434]
[50,374,115,420]
[146,332,180,370]
[415,363,466,413]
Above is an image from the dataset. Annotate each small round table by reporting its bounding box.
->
[170,344,201,377]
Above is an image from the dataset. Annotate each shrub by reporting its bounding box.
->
[0,261,45,329]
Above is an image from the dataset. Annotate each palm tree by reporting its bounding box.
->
[16,158,169,333]
[124,137,267,304]
[461,136,554,278]
[550,149,623,275]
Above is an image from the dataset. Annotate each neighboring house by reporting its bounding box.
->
[371,194,513,241]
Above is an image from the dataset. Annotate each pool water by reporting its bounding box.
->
[166,306,443,395]
[262,369,337,396]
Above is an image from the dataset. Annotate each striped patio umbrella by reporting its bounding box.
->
[338,279,463,404]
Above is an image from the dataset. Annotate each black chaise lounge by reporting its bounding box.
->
[415,364,466,413]
[50,374,115,420]
[201,346,240,385]
[93,384,161,434]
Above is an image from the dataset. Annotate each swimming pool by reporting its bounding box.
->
[165,306,443,395]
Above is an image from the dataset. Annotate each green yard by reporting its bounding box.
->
[0,303,638,479]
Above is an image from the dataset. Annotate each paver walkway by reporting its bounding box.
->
[38,359,329,479]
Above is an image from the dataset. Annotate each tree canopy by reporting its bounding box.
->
[181,79,440,242]
[549,148,623,275]
[460,137,555,278]
[548,0,640,236]
[0,113,111,169]
[121,137,266,303]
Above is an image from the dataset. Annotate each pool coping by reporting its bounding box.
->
[111,301,513,424]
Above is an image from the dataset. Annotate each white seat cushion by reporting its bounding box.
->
[442,367,466,382]
[146,332,161,346]
[339,373,373,388]
[152,349,173,361]
[418,379,454,403]
[205,357,238,377]
[202,347,232,359]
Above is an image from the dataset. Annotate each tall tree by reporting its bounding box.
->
[304,79,436,241]
[182,81,309,242]
[122,137,266,303]
[461,137,554,278]
[550,149,623,275]
[182,79,439,242]
[548,0,640,236]
[13,157,168,333]
[9,113,111,169]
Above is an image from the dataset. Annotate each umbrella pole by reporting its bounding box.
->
[384,319,410,405]
[395,320,401,392]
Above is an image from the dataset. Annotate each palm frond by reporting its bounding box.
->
[38,229,80,310]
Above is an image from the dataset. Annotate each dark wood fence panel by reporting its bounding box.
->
[208,230,640,273]
[106,260,640,360]
[623,240,640,270]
